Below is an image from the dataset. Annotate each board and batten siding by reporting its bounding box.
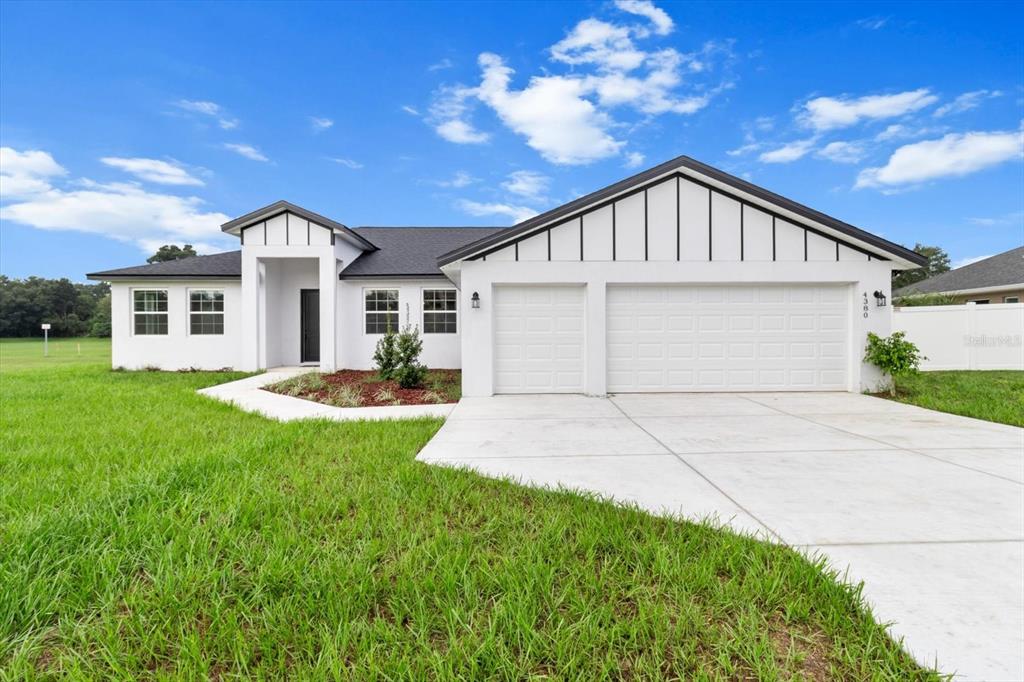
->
[475,176,873,264]
[239,211,334,247]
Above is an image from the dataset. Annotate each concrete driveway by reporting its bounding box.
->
[417,392,1024,681]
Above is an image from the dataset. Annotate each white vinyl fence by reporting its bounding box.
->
[893,302,1024,371]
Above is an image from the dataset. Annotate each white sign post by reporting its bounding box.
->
[41,323,51,357]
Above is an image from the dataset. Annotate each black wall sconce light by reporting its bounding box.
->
[873,290,887,307]
[471,291,481,309]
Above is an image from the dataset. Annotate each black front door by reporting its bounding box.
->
[300,289,320,363]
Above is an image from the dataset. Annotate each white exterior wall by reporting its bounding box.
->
[338,279,463,369]
[110,280,242,370]
[894,303,1024,370]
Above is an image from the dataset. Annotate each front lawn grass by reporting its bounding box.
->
[0,338,941,679]
[887,370,1024,427]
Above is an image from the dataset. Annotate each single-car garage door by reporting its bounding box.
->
[494,285,585,393]
[607,285,849,392]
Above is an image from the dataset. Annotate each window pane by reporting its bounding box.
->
[190,313,224,335]
[424,311,457,334]
[423,290,456,333]
[190,290,224,312]
[365,290,398,332]
[134,313,168,335]
[134,290,167,312]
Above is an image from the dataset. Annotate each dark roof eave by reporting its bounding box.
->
[86,273,241,281]
[437,155,928,267]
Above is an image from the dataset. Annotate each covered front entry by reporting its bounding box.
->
[607,284,849,392]
[300,288,320,363]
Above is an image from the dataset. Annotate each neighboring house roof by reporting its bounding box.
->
[342,227,507,278]
[86,227,507,280]
[438,155,928,267]
[220,200,378,251]
[87,251,242,279]
[894,245,1024,297]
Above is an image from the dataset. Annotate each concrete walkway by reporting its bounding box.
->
[198,368,454,421]
[417,392,1024,681]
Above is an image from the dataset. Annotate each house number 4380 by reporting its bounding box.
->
[862,292,870,318]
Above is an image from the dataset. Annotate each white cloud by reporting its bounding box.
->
[223,143,269,162]
[433,170,475,188]
[429,2,730,165]
[933,89,1003,118]
[475,53,624,164]
[952,254,993,269]
[436,119,491,144]
[968,211,1024,227]
[758,137,816,163]
[428,58,454,72]
[624,151,645,168]
[614,0,674,35]
[0,149,231,253]
[874,123,948,141]
[856,128,1024,189]
[100,157,204,186]
[456,199,537,224]
[855,16,889,30]
[815,141,866,164]
[401,105,420,116]
[310,116,334,132]
[502,170,550,199]
[174,99,238,130]
[799,88,939,131]
[0,147,67,198]
[330,158,363,169]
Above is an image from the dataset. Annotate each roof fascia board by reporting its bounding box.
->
[85,275,241,282]
[902,282,1024,297]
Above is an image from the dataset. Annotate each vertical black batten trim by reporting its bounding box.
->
[579,216,584,261]
[547,228,551,261]
[612,202,617,261]
[285,213,290,245]
[263,220,267,245]
[803,229,807,261]
[306,220,310,245]
[771,216,776,261]
[707,189,713,261]
[675,176,680,261]
[836,241,840,261]
[482,254,486,261]
[643,189,648,261]
[867,253,871,261]
[739,203,745,261]
[514,242,519,261]
[241,227,245,246]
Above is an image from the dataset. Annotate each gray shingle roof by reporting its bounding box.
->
[894,246,1024,296]
[87,251,242,279]
[341,227,507,278]
[86,228,508,280]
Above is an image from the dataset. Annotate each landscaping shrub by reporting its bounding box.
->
[373,386,401,406]
[372,328,399,380]
[864,331,925,397]
[893,293,957,307]
[394,325,428,389]
[326,384,362,408]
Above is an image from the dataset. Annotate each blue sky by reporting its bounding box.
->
[1,0,1021,280]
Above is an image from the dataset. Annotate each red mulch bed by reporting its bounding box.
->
[267,369,460,407]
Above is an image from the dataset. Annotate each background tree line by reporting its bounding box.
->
[0,244,200,338]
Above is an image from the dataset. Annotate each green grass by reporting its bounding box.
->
[0,338,941,679]
[888,370,1024,427]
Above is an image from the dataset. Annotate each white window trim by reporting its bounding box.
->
[362,287,400,336]
[421,287,458,334]
[1004,296,1020,304]
[131,288,169,336]
[187,288,225,336]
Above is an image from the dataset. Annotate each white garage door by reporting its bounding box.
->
[494,285,585,393]
[607,285,849,392]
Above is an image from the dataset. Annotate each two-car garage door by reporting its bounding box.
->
[492,284,849,394]
[606,285,849,392]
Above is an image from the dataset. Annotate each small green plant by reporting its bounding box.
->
[373,386,402,406]
[273,372,326,397]
[864,331,925,397]
[326,384,363,408]
[393,324,427,389]
[372,328,399,380]
[421,390,448,405]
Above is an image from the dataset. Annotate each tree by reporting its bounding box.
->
[0,276,110,337]
[891,244,951,290]
[147,244,198,263]
[89,293,112,337]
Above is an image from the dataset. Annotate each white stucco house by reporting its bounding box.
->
[88,155,926,396]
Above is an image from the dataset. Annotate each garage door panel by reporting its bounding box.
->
[608,285,849,392]
[494,285,584,394]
